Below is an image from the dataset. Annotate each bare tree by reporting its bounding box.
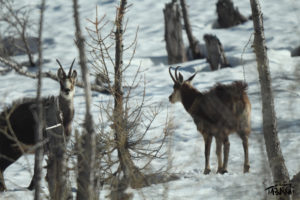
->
[249,0,291,199]
[33,0,46,199]
[73,0,97,199]
[110,0,150,194]
[179,0,203,59]
[85,2,176,198]
[0,0,36,66]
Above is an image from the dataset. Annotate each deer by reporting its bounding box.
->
[0,59,77,191]
[168,66,251,174]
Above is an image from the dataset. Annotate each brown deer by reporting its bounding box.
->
[168,66,251,174]
[0,59,77,191]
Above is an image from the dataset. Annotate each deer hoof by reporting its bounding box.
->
[217,168,228,174]
[0,185,7,192]
[244,164,250,173]
[204,168,211,175]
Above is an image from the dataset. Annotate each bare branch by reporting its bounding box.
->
[0,56,110,94]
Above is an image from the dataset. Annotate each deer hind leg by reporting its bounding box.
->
[238,131,250,173]
[0,159,12,192]
[203,133,212,175]
[27,173,36,190]
[222,136,230,174]
[0,170,6,192]
[216,137,224,174]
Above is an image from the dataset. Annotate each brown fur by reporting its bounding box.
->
[169,67,251,174]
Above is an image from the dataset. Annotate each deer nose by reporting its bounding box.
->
[64,88,71,94]
[168,95,172,102]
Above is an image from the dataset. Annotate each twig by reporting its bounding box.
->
[0,56,110,94]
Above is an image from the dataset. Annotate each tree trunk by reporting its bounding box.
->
[291,172,300,199]
[0,34,6,57]
[73,0,97,199]
[250,1,291,199]
[112,0,147,197]
[216,0,247,28]
[291,46,300,57]
[179,0,203,59]
[32,0,45,198]
[163,1,186,64]
[203,34,230,70]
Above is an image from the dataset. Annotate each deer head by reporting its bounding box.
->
[56,59,77,100]
[168,66,196,103]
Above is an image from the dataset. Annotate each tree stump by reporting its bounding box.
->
[163,1,186,64]
[204,34,230,71]
[215,0,247,28]
[291,46,300,57]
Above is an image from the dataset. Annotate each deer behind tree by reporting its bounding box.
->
[168,66,251,174]
[0,59,77,191]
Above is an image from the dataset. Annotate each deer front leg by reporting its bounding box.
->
[238,131,250,173]
[222,136,230,174]
[242,135,250,173]
[0,160,9,192]
[216,138,224,174]
[27,174,35,190]
[203,133,212,175]
[0,170,7,192]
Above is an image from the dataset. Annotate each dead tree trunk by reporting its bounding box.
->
[73,0,97,199]
[203,34,230,70]
[45,98,72,200]
[216,0,247,28]
[179,0,203,59]
[33,0,45,199]
[291,46,300,57]
[163,1,186,64]
[291,172,300,199]
[250,1,291,199]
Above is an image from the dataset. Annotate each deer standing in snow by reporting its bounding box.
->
[0,59,77,191]
[168,66,251,174]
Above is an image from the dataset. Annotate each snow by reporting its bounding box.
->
[0,0,300,199]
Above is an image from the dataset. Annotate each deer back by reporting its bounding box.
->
[189,81,249,133]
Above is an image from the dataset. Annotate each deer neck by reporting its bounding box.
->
[58,94,74,127]
[180,84,201,113]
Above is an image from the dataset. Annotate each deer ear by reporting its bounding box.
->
[71,70,77,80]
[178,72,184,84]
[57,68,65,80]
[187,73,196,83]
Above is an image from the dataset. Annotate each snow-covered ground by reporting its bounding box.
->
[0,0,300,199]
